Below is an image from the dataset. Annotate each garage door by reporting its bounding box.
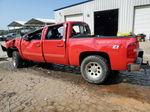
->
[134,6,150,40]
[65,14,83,22]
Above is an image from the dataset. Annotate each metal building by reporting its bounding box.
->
[25,18,56,27]
[54,0,150,39]
[8,21,26,29]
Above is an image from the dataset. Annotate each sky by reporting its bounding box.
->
[0,0,85,30]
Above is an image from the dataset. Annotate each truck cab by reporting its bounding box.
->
[21,22,90,64]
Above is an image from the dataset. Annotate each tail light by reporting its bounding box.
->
[127,42,139,58]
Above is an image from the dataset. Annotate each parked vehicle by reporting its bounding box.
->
[0,33,17,42]
[2,21,144,84]
[0,36,4,41]
[5,33,17,41]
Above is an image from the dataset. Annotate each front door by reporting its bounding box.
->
[21,29,44,62]
[43,24,68,64]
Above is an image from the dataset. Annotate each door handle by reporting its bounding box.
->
[57,44,64,47]
[36,44,41,47]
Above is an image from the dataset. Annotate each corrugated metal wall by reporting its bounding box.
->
[55,0,150,34]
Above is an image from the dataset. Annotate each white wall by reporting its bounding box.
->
[55,0,150,34]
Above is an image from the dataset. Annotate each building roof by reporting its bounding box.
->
[54,0,93,11]
[8,21,26,27]
[25,18,56,26]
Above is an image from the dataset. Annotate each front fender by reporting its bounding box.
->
[6,39,16,48]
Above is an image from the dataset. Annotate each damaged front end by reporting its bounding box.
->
[1,45,7,52]
[1,39,16,57]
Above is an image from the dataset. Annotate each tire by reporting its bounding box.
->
[12,51,23,68]
[81,55,110,84]
[7,48,13,57]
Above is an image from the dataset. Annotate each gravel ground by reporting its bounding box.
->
[0,41,150,112]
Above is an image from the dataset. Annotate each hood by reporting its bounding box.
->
[6,37,22,48]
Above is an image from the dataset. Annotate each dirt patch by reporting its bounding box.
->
[0,61,150,112]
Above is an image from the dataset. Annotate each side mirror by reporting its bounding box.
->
[24,35,31,41]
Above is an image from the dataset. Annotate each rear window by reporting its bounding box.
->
[71,24,91,38]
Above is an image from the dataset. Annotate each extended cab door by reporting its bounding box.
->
[21,29,44,62]
[42,24,68,64]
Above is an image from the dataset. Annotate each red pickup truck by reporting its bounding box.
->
[3,21,143,84]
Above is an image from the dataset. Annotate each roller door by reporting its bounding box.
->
[134,6,150,40]
[65,14,83,22]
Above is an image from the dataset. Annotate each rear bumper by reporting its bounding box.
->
[128,63,141,71]
[128,50,143,71]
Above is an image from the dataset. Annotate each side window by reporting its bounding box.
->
[58,26,64,38]
[73,26,80,34]
[28,29,42,40]
[71,24,90,38]
[46,24,64,40]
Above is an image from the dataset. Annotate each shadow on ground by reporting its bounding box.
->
[0,57,8,61]
[32,62,150,86]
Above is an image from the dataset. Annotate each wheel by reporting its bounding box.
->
[81,55,110,84]
[12,51,23,68]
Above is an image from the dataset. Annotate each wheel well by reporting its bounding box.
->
[79,51,110,66]
[7,47,19,57]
